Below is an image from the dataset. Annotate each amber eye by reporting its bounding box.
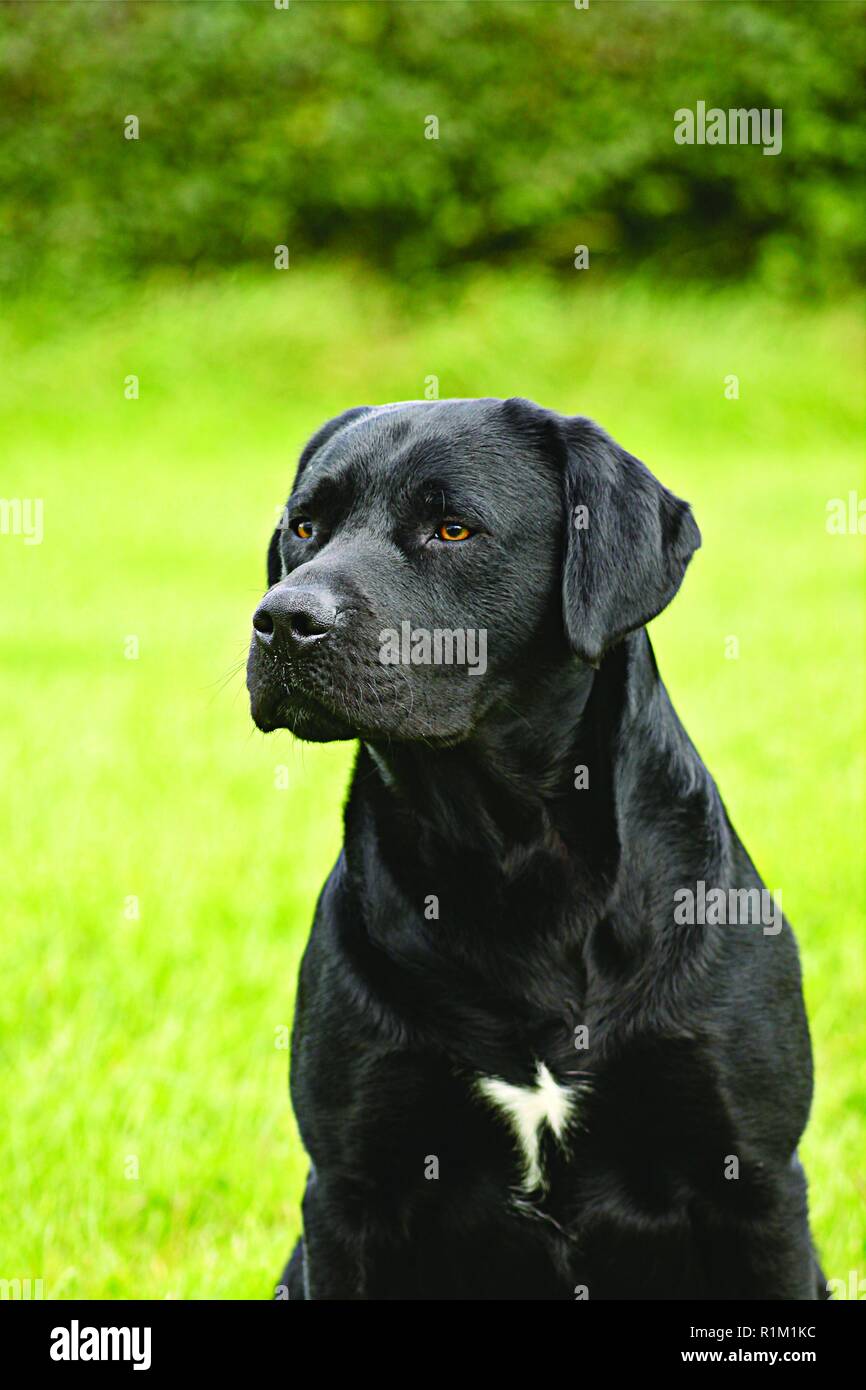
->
[292,518,314,540]
[437,522,473,543]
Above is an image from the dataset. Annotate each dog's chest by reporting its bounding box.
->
[475,1061,579,1192]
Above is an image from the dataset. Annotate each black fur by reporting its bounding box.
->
[246,397,824,1300]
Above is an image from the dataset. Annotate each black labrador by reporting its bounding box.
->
[246,397,824,1300]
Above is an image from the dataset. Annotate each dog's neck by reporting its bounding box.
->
[340,629,717,1033]
[362,661,595,848]
[352,630,695,879]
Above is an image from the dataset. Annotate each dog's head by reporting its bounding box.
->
[246,398,700,743]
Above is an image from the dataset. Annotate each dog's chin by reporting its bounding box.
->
[249,683,476,747]
[250,689,355,742]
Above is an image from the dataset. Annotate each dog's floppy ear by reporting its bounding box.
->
[266,405,375,587]
[560,416,701,667]
[266,526,284,588]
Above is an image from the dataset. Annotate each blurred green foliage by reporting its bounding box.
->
[1,0,863,297]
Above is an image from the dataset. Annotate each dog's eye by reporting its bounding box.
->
[291,518,315,540]
[436,522,473,543]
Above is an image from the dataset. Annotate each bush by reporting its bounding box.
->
[0,0,862,296]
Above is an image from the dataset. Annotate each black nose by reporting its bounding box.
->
[252,586,338,651]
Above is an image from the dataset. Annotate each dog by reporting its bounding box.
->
[246,397,824,1300]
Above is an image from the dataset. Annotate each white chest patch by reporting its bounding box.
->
[476,1062,575,1192]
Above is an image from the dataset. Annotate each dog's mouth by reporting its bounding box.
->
[247,654,355,739]
[247,637,483,746]
[247,636,413,742]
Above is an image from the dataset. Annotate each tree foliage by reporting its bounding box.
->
[0,0,862,294]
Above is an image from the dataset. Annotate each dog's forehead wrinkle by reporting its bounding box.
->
[296,403,564,534]
[303,446,544,529]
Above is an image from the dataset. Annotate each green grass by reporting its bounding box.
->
[0,269,863,1299]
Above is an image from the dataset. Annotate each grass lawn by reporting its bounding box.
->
[0,269,863,1299]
